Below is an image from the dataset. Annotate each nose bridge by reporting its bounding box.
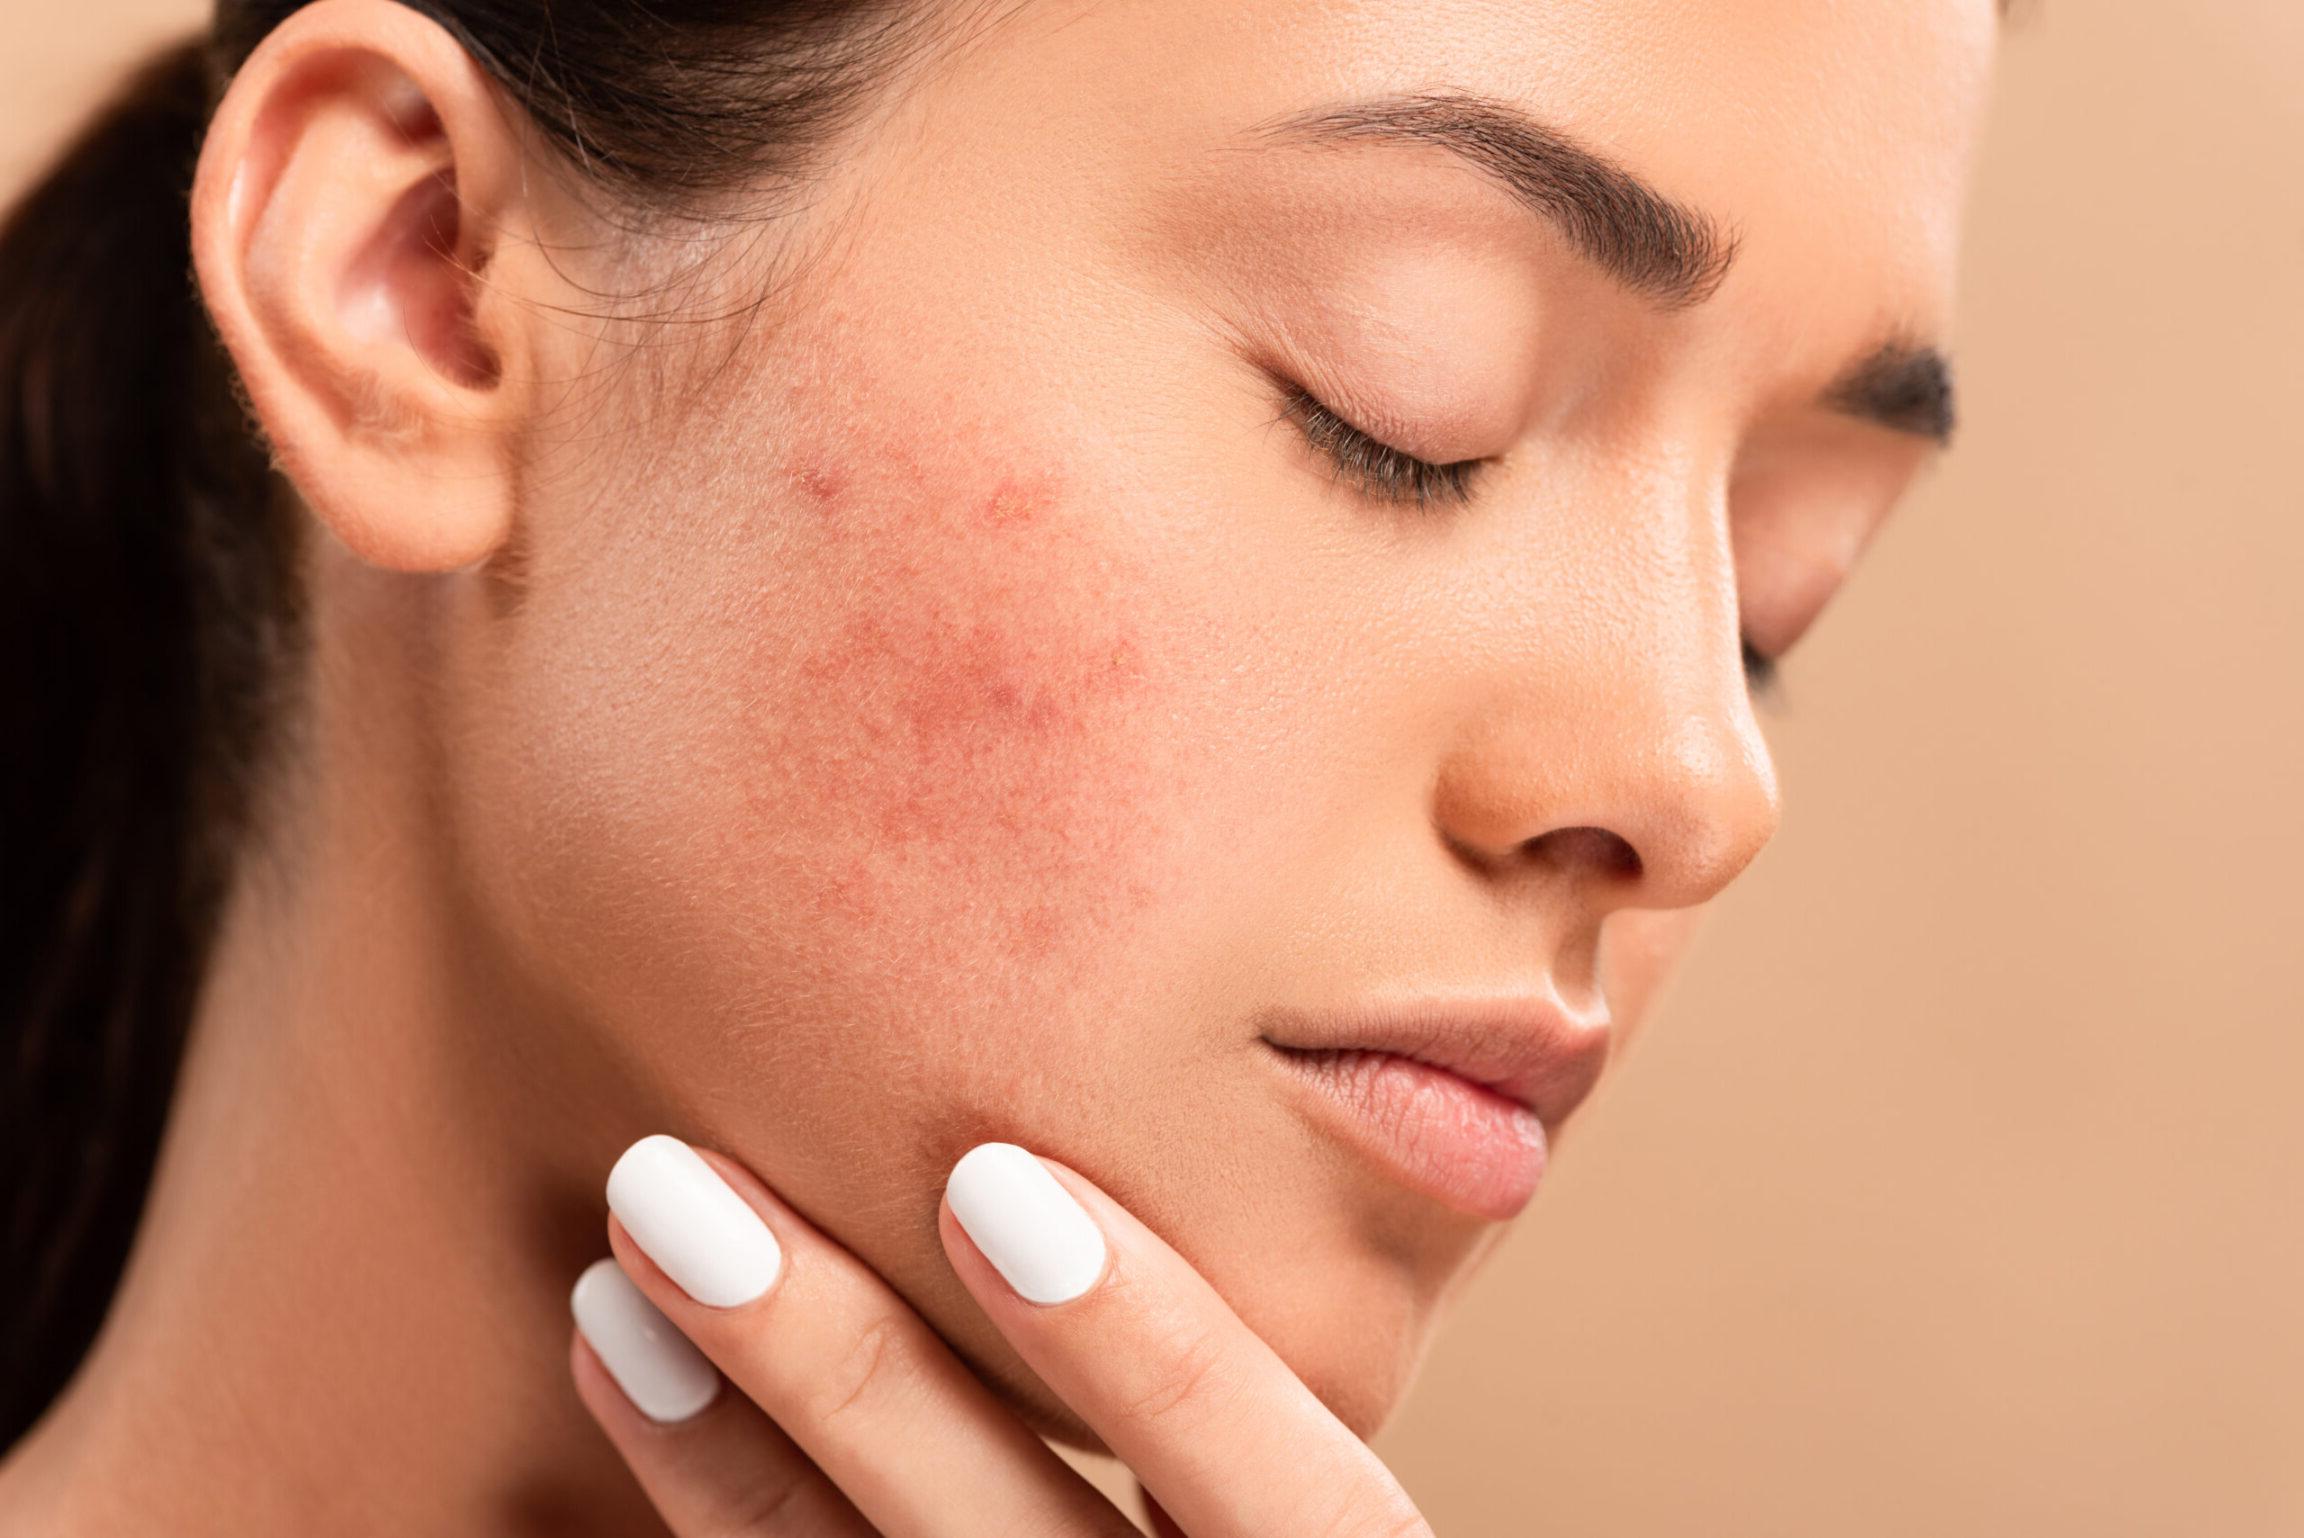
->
[1430,447,1782,913]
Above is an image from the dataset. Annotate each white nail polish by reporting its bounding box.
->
[946,1142,1107,1305]
[606,1134,783,1307]
[571,1258,721,1424]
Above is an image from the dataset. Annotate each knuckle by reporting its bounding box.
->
[1110,1315,1235,1432]
[805,1310,931,1431]
[706,1461,815,1538]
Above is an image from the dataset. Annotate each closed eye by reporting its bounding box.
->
[1270,379,1780,700]
[1271,382,1488,511]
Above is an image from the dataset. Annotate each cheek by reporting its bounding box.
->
[478,356,1225,1150]
[740,442,1180,980]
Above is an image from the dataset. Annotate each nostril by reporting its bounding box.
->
[1522,825,1642,881]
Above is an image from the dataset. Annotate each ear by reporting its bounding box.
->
[191,0,546,573]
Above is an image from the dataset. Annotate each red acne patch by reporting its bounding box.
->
[770,524,1172,966]
[742,406,1181,975]
[809,605,1121,856]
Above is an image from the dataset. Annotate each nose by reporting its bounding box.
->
[1428,477,1783,918]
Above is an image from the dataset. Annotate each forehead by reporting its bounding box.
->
[941,0,1996,349]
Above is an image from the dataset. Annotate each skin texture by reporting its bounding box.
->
[0,0,1995,1533]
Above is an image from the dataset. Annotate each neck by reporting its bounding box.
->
[0,563,665,1537]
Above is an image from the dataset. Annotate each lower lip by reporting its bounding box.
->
[1266,1044,1548,1220]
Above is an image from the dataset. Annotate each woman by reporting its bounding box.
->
[0,0,1997,1531]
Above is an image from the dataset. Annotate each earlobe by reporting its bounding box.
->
[190,0,538,574]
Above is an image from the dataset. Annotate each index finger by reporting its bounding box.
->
[939,1143,1432,1538]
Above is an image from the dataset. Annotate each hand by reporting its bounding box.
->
[567,1134,1433,1537]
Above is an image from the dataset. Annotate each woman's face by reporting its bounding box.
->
[443,0,1995,1438]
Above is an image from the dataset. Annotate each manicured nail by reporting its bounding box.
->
[571,1258,721,1424]
[606,1134,783,1307]
[945,1142,1107,1304]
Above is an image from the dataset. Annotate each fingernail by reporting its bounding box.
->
[945,1142,1107,1305]
[606,1134,783,1307]
[571,1258,721,1424]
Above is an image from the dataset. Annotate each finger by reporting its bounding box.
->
[941,1143,1432,1538]
[1138,1484,1189,1538]
[603,1134,1139,1538]
[570,1258,876,1536]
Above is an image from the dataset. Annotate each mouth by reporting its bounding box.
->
[1256,994,1612,1222]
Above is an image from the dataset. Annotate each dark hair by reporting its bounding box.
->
[1,0,932,1448]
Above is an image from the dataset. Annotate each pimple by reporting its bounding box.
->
[974,470,1061,529]
[788,454,849,512]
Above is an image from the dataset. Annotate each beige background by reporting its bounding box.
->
[9,3,2300,1534]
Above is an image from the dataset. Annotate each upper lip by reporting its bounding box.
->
[1254,991,1614,1136]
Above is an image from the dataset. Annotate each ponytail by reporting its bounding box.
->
[0,39,301,1446]
[3,0,949,1451]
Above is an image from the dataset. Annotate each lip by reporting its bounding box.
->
[1255,994,1612,1221]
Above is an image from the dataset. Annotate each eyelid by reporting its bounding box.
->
[1270,381,1487,511]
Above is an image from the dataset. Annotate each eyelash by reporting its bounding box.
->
[1273,383,1486,511]
[1741,636,1781,700]
[1272,379,1781,698]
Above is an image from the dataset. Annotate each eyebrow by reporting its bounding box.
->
[1242,88,1738,308]
[1239,88,1957,446]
